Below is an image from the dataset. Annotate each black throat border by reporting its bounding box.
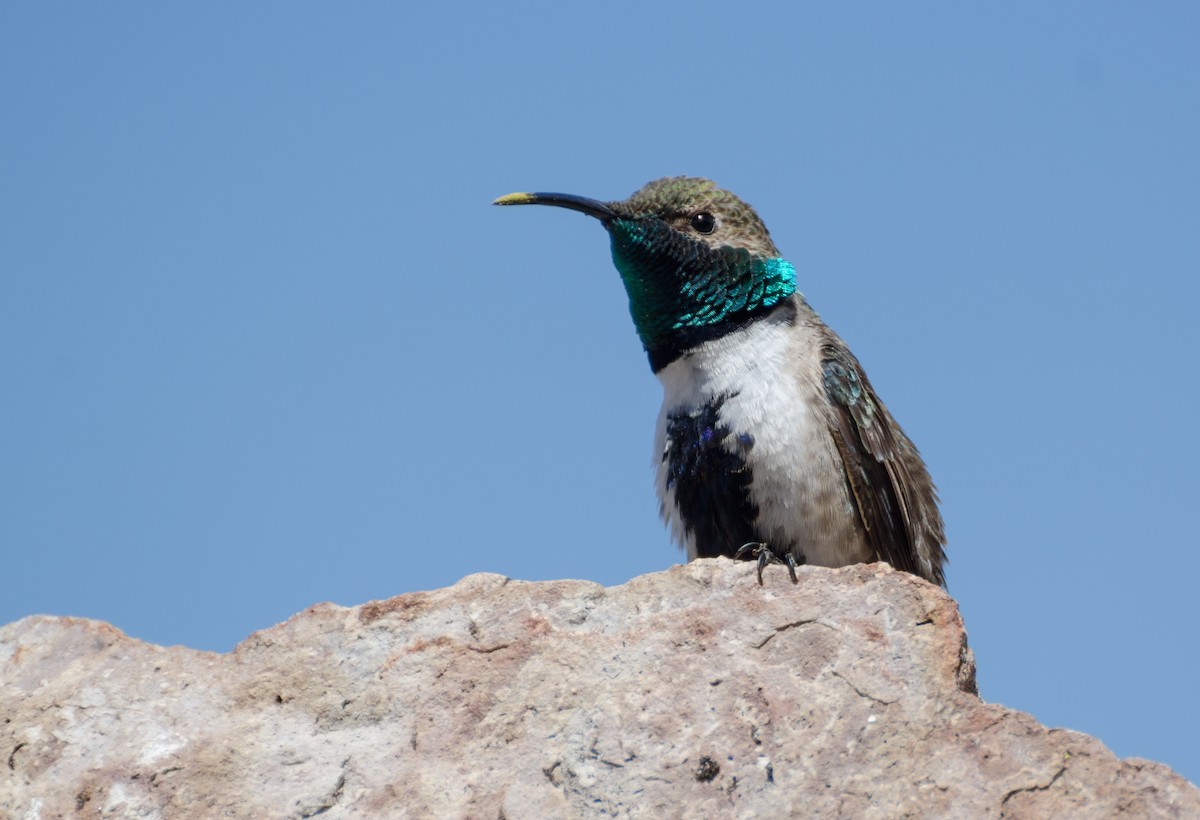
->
[646,298,797,373]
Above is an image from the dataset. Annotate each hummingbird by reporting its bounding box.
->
[493,177,946,586]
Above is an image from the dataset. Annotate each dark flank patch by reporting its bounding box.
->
[663,394,762,559]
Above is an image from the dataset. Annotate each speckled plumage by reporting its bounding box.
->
[494,177,947,586]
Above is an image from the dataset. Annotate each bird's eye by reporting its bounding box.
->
[690,212,717,234]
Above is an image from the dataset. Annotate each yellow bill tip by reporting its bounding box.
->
[492,192,537,206]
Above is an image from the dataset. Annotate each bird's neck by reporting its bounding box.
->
[606,218,798,373]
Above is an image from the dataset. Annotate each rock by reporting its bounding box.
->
[2,560,1196,818]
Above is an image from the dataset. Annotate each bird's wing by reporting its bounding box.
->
[820,337,947,586]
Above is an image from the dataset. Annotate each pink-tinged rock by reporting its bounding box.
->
[2,561,1196,818]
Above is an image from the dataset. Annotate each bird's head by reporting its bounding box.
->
[495,176,797,371]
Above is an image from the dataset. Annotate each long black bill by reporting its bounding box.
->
[492,191,615,222]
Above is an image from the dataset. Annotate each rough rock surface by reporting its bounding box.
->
[2,560,1196,818]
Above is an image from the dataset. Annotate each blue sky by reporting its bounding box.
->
[3,3,1197,785]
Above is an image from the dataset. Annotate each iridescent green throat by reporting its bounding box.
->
[607,218,797,355]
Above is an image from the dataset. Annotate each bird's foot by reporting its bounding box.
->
[735,542,800,586]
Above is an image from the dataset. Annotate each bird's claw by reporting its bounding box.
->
[735,542,800,585]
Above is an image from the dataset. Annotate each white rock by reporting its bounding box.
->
[2,561,1196,818]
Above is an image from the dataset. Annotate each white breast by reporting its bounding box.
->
[652,313,871,568]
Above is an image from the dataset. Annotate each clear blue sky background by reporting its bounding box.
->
[3,3,1197,785]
